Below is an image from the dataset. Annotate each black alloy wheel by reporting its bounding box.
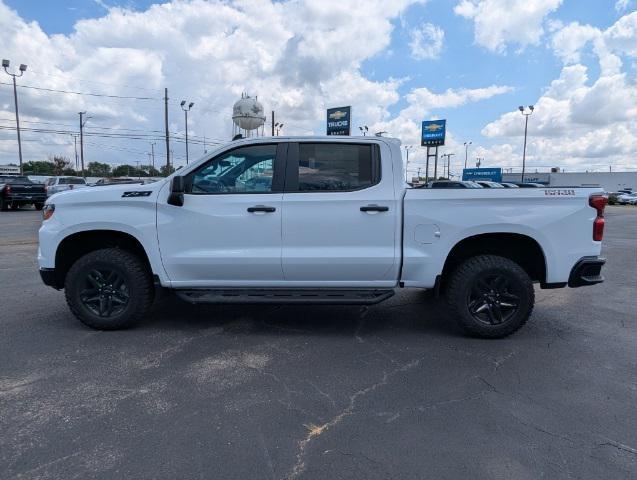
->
[80,268,130,317]
[467,272,521,325]
[446,255,534,338]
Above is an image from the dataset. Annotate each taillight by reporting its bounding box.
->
[589,194,607,241]
[5,185,11,194]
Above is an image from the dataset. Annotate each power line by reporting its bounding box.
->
[0,81,162,101]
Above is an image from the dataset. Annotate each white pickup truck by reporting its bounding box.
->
[38,136,607,337]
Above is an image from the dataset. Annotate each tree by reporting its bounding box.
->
[23,160,54,176]
[50,155,71,176]
[112,164,135,177]
[87,162,111,177]
[160,164,176,177]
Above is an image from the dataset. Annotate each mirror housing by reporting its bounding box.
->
[167,176,185,206]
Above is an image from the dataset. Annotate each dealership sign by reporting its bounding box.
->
[327,106,351,136]
[462,168,503,182]
[421,119,446,146]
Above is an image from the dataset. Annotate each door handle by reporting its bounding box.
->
[247,205,276,213]
[360,204,389,212]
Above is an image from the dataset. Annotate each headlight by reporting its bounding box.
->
[42,203,55,221]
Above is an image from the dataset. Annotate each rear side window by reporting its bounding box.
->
[296,143,378,192]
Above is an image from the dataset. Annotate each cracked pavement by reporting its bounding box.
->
[1,207,636,479]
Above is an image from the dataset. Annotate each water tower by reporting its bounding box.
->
[232,93,266,138]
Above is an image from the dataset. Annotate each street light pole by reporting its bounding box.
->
[404,145,413,182]
[519,105,534,183]
[180,100,194,165]
[2,59,27,174]
[463,141,472,170]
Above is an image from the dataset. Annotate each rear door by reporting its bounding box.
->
[281,141,398,286]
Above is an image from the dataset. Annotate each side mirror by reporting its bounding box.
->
[167,175,185,206]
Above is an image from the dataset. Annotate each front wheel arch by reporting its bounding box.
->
[55,230,153,289]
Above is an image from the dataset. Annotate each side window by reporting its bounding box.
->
[188,144,278,194]
[297,143,378,192]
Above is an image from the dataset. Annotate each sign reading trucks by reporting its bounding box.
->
[326,106,351,136]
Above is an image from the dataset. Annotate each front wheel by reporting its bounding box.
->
[64,248,154,330]
[34,202,44,211]
[446,255,534,338]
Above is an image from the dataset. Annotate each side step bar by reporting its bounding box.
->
[174,288,395,305]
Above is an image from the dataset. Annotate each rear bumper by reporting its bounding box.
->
[39,267,60,289]
[568,257,605,288]
[5,193,47,203]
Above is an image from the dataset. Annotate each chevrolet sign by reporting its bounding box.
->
[327,106,351,136]
[421,119,446,147]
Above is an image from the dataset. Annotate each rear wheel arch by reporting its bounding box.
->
[54,229,153,289]
[440,232,547,289]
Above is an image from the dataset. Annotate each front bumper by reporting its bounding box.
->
[39,267,60,289]
[568,257,605,288]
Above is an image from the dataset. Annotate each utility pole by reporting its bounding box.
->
[2,59,27,174]
[150,142,155,172]
[519,105,534,183]
[271,111,275,136]
[164,88,170,172]
[135,160,141,179]
[78,111,89,178]
[180,100,194,164]
[71,134,79,170]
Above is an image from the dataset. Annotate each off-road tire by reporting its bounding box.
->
[446,255,534,338]
[64,248,154,330]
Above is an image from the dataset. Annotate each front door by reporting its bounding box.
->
[157,143,286,287]
[281,141,399,286]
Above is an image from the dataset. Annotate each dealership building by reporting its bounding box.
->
[502,172,637,192]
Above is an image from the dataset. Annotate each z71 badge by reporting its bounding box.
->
[122,191,152,198]
[544,189,575,196]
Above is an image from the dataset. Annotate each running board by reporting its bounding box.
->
[174,288,395,305]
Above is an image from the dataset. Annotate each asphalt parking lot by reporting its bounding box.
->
[1,206,636,479]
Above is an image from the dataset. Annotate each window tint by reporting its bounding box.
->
[190,144,277,194]
[297,143,377,192]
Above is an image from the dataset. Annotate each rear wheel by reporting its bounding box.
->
[446,255,534,338]
[0,198,7,211]
[64,248,154,330]
[34,202,44,211]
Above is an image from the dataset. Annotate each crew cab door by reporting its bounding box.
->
[156,143,286,287]
[281,141,399,286]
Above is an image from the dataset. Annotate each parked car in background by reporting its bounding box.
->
[476,181,504,188]
[500,182,520,188]
[0,175,47,211]
[93,177,143,186]
[617,193,637,205]
[45,176,87,197]
[427,180,483,189]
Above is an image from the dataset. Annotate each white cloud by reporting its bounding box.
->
[0,0,420,166]
[615,0,632,13]
[481,11,637,172]
[454,0,563,53]
[409,23,444,60]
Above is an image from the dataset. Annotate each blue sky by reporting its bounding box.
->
[1,1,636,173]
